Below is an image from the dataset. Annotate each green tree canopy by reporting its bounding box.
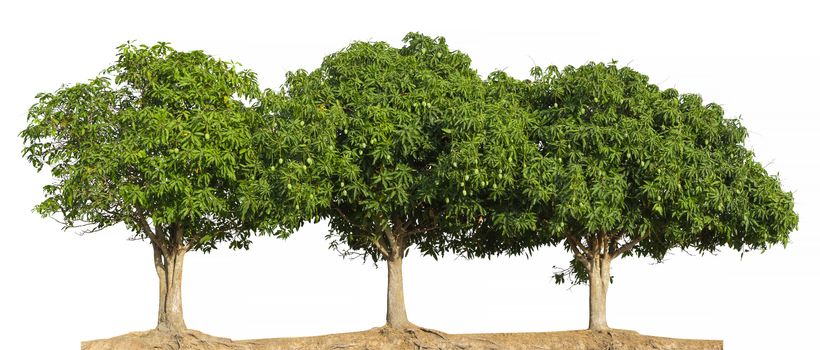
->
[276,33,527,329]
[460,62,799,330]
[20,42,274,332]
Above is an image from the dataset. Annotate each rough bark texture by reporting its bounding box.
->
[154,244,187,332]
[588,255,611,330]
[386,255,411,329]
[81,328,723,350]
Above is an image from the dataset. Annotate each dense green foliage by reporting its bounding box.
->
[277,33,526,262]
[21,42,272,252]
[463,61,799,284]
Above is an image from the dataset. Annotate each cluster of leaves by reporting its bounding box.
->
[21,42,280,251]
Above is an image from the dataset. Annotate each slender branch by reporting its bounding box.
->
[49,216,90,228]
[403,209,440,238]
[400,217,412,231]
[78,226,106,235]
[333,205,367,232]
[612,233,649,258]
[389,213,402,232]
[566,240,589,266]
[372,235,390,258]
[334,206,392,259]
[184,237,197,251]
[404,224,438,237]
[608,231,625,255]
[133,207,171,259]
[567,235,592,258]
[611,231,625,243]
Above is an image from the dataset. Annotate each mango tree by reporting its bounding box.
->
[461,62,799,330]
[278,33,524,329]
[20,43,275,332]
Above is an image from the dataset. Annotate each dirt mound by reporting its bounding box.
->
[81,329,249,350]
[81,327,722,350]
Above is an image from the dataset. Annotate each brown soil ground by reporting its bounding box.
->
[81,327,722,350]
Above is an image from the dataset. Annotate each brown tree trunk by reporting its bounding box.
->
[153,244,187,332]
[588,254,611,331]
[386,253,412,329]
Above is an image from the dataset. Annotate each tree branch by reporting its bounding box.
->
[403,209,440,238]
[372,235,390,258]
[612,233,649,258]
[567,235,592,258]
[566,240,589,267]
[404,224,438,237]
[133,207,171,259]
[333,205,367,232]
[608,231,625,255]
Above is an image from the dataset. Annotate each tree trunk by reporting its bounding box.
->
[154,244,187,332]
[588,255,611,330]
[386,254,412,329]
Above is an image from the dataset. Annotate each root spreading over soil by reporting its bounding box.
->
[81,327,722,350]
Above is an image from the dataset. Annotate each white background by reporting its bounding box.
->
[1,1,818,349]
